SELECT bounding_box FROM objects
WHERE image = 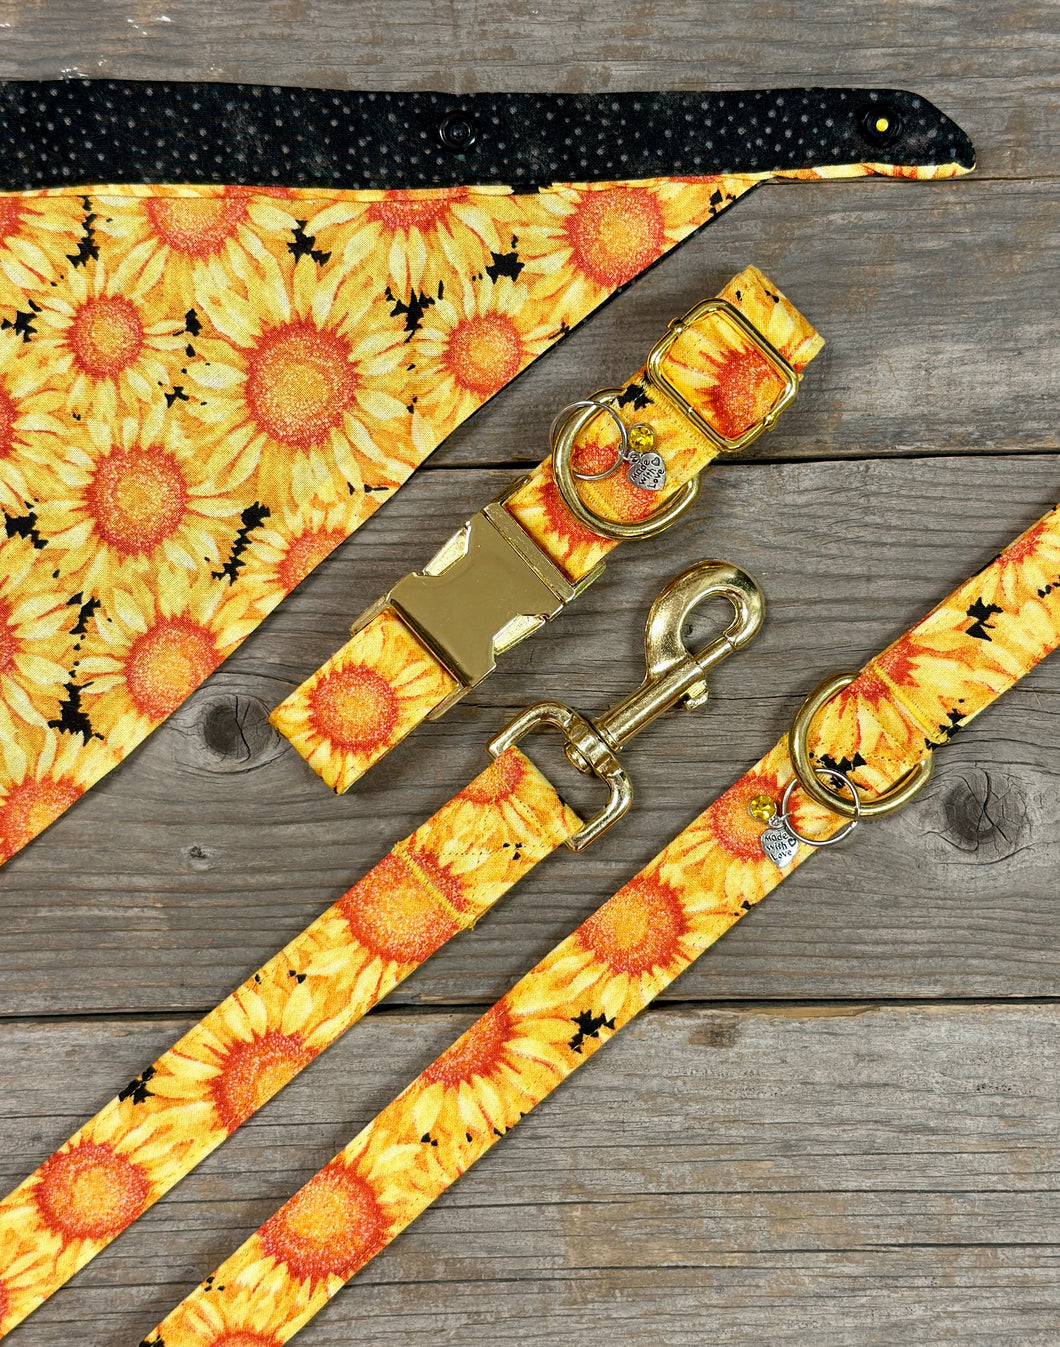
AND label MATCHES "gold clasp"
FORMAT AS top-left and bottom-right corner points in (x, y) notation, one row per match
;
(488, 560), (765, 850)
(351, 478), (604, 720)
